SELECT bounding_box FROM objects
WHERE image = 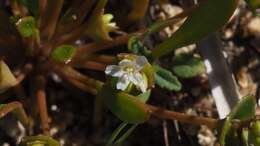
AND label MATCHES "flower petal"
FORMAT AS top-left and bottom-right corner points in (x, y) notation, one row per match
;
(119, 59), (134, 67)
(139, 75), (148, 93)
(116, 74), (130, 91)
(105, 65), (124, 77)
(129, 72), (147, 93)
(135, 56), (148, 71)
